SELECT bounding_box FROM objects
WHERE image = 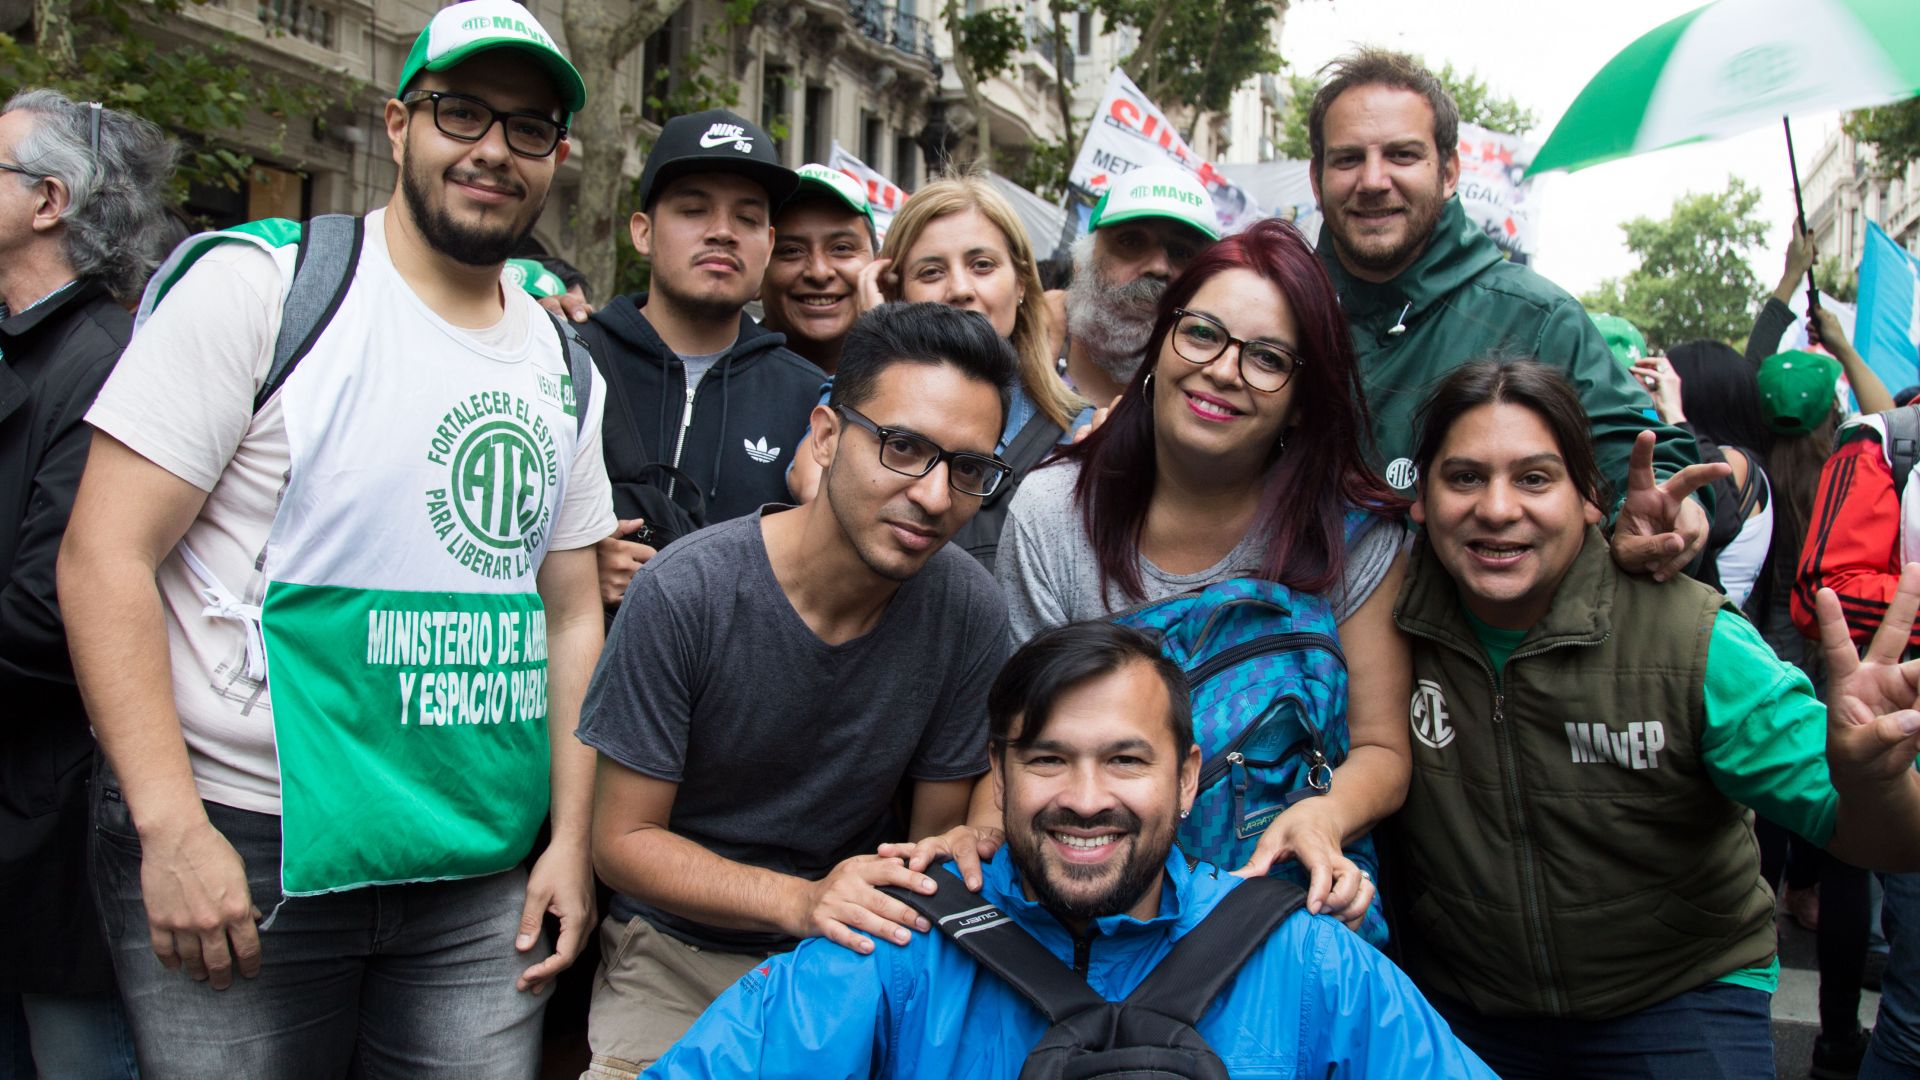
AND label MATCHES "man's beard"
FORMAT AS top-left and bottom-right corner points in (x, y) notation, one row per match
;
(1007, 805), (1174, 924)
(401, 144), (537, 267)
(650, 260), (753, 325)
(1328, 182), (1447, 277)
(1065, 248), (1164, 383)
